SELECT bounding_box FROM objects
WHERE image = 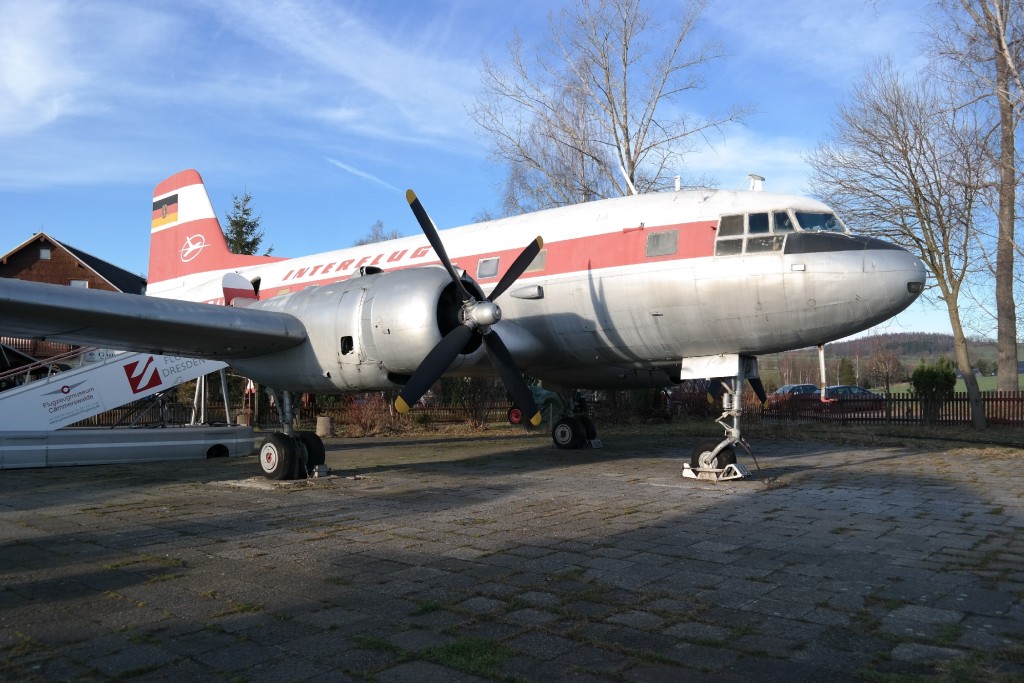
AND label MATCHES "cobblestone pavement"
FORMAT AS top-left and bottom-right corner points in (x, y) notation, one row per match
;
(1, 432), (1022, 682)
